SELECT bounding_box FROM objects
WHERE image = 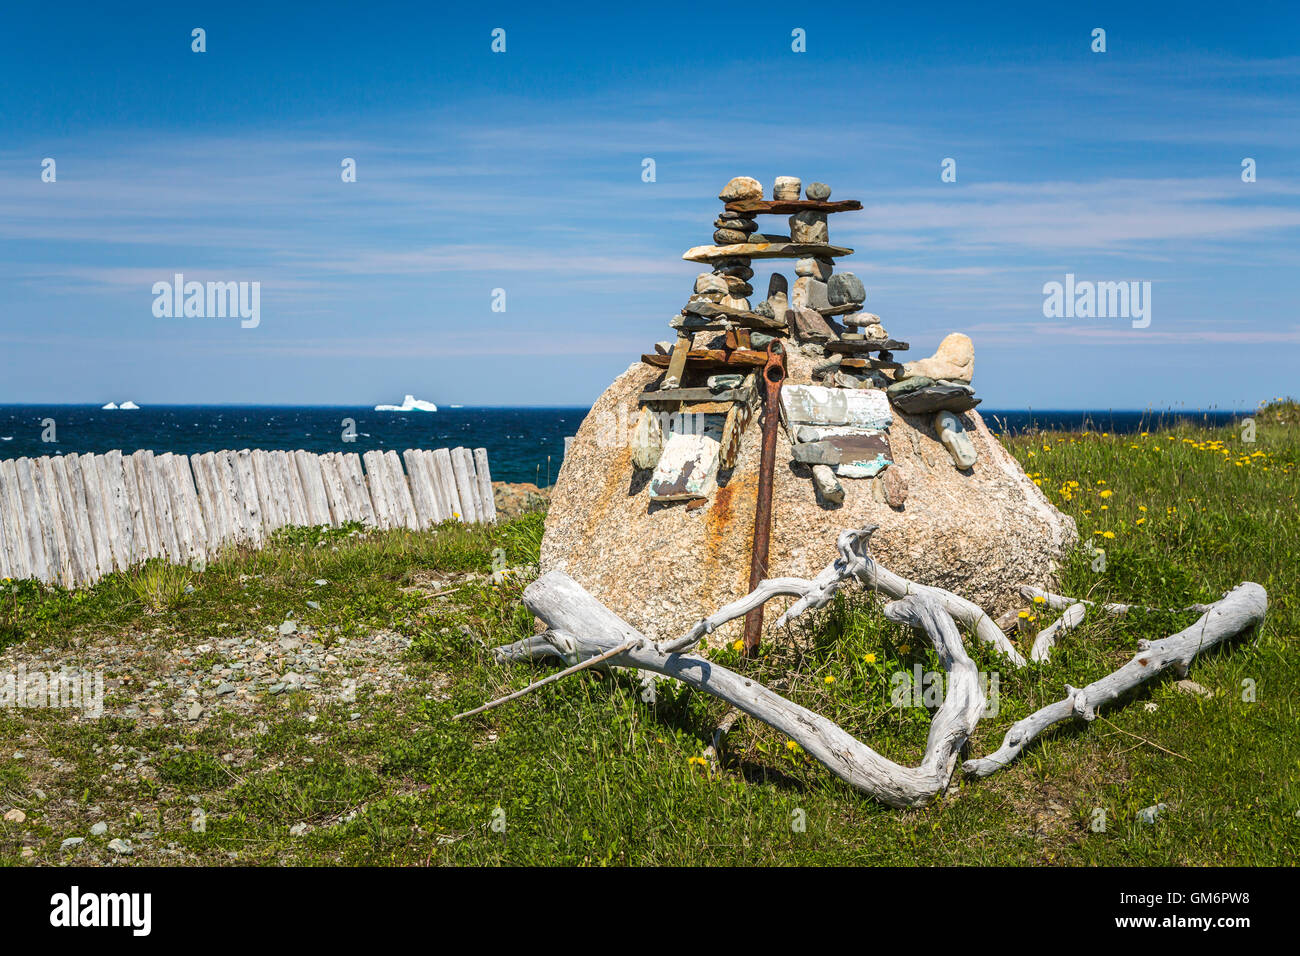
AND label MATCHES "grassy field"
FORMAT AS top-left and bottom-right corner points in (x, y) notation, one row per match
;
(1, 402), (1296, 866)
